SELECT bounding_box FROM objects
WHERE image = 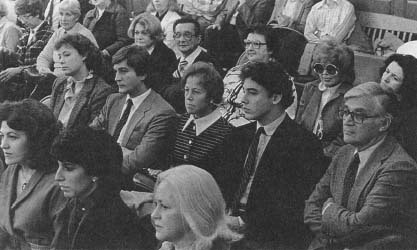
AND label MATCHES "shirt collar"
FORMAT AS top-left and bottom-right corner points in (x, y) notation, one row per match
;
(127, 89), (151, 110)
(30, 21), (44, 34)
(356, 135), (387, 164)
(256, 112), (286, 136)
(318, 81), (342, 93)
(317, 0), (339, 9)
(147, 44), (155, 55)
(182, 108), (222, 136)
(65, 73), (93, 94)
(179, 46), (203, 65)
